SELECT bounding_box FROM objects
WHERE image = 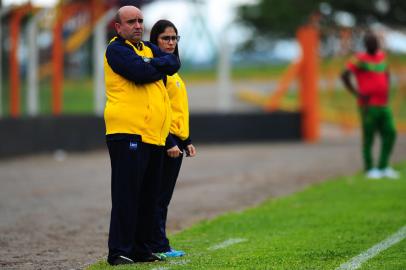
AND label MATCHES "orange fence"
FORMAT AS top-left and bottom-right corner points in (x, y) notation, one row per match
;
(9, 4), (34, 117)
(238, 25), (321, 142)
(4, 0), (108, 116)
